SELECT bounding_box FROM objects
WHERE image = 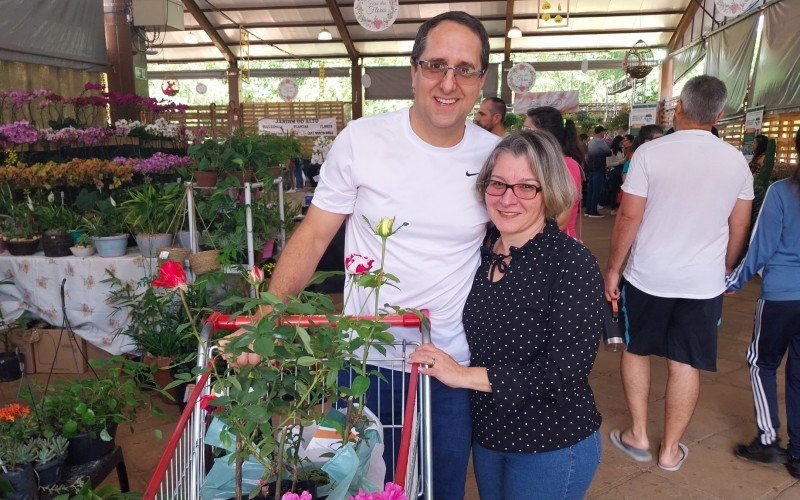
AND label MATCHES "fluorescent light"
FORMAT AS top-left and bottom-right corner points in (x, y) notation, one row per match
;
(507, 26), (522, 38)
(184, 31), (198, 44)
(318, 28), (333, 41)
